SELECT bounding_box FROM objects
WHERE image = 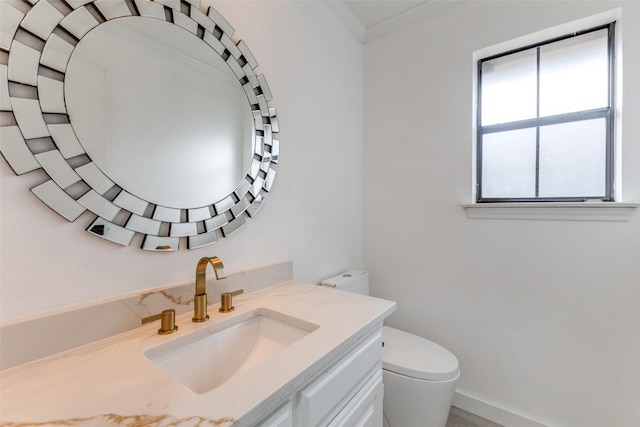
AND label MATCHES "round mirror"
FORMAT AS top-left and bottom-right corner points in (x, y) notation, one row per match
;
(66, 17), (255, 209)
(1, 2), (279, 251)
